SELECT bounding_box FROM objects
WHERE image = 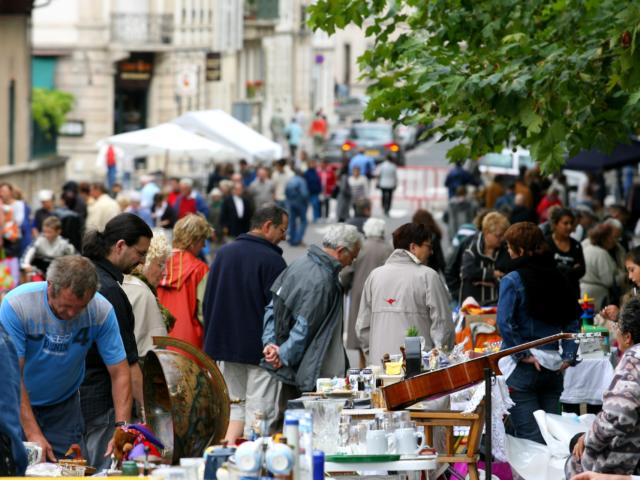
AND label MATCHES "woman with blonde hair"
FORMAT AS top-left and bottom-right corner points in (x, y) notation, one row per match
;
(122, 232), (175, 356)
(158, 214), (213, 347)
(459, 211), (511, 305)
